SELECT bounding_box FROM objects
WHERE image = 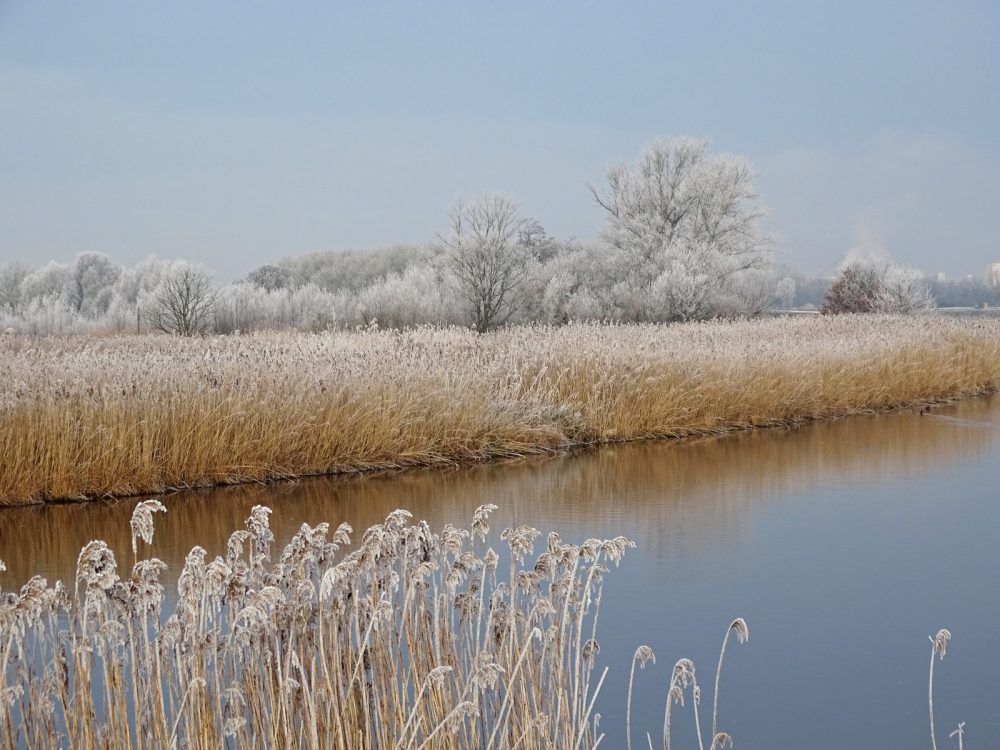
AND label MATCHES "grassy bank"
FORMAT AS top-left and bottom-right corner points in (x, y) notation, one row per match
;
(3, 315), (1000, 506)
